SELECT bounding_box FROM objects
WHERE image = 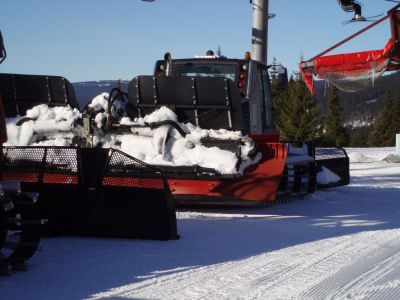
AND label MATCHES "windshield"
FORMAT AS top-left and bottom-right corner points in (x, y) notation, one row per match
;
(172, 63), (237, 82)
